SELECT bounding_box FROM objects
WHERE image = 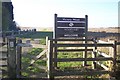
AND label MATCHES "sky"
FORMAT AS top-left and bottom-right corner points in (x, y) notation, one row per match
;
(11, 0), (119, 28)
